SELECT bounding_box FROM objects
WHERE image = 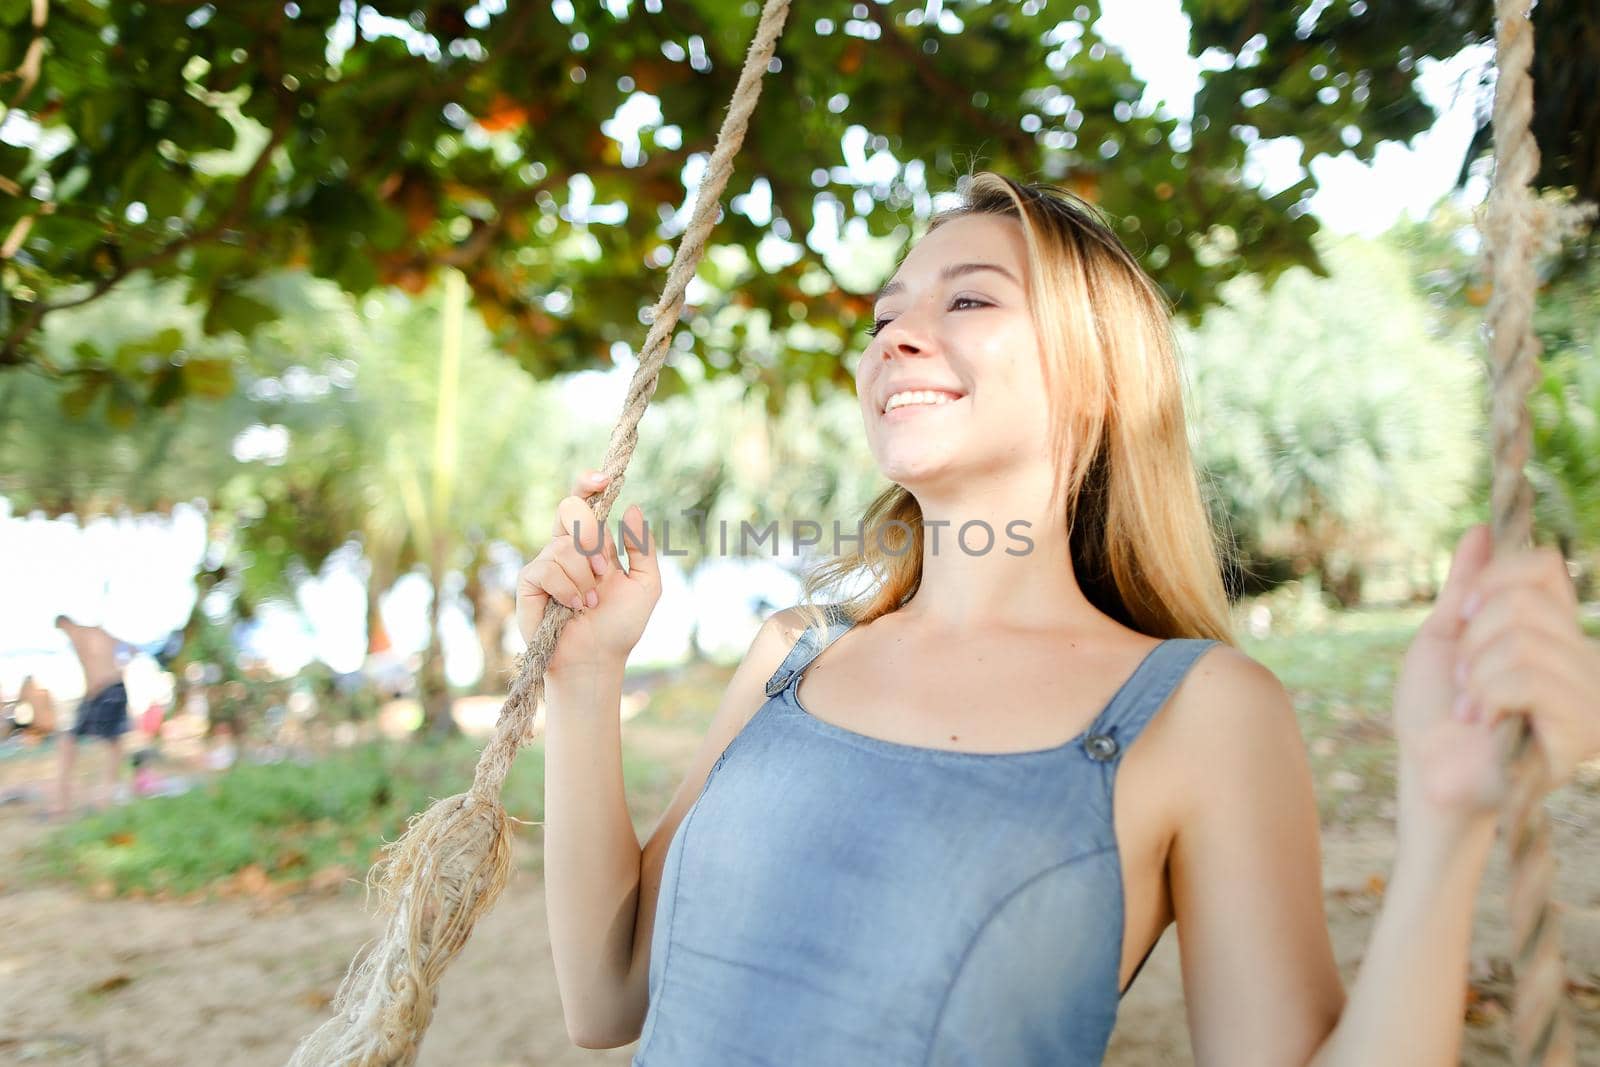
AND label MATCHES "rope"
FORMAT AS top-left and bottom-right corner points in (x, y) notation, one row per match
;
(1480, 1), (1575, 1063)
(284, 1), (793, 1062)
